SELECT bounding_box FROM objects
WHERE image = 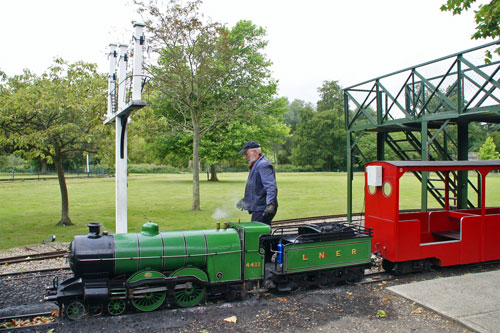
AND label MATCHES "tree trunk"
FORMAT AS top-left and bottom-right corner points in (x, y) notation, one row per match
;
(192, 122), (201, 211)
(54, 152), (73, 226)
(41, 158), (47, 174)
(209, 164), (219, 181)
